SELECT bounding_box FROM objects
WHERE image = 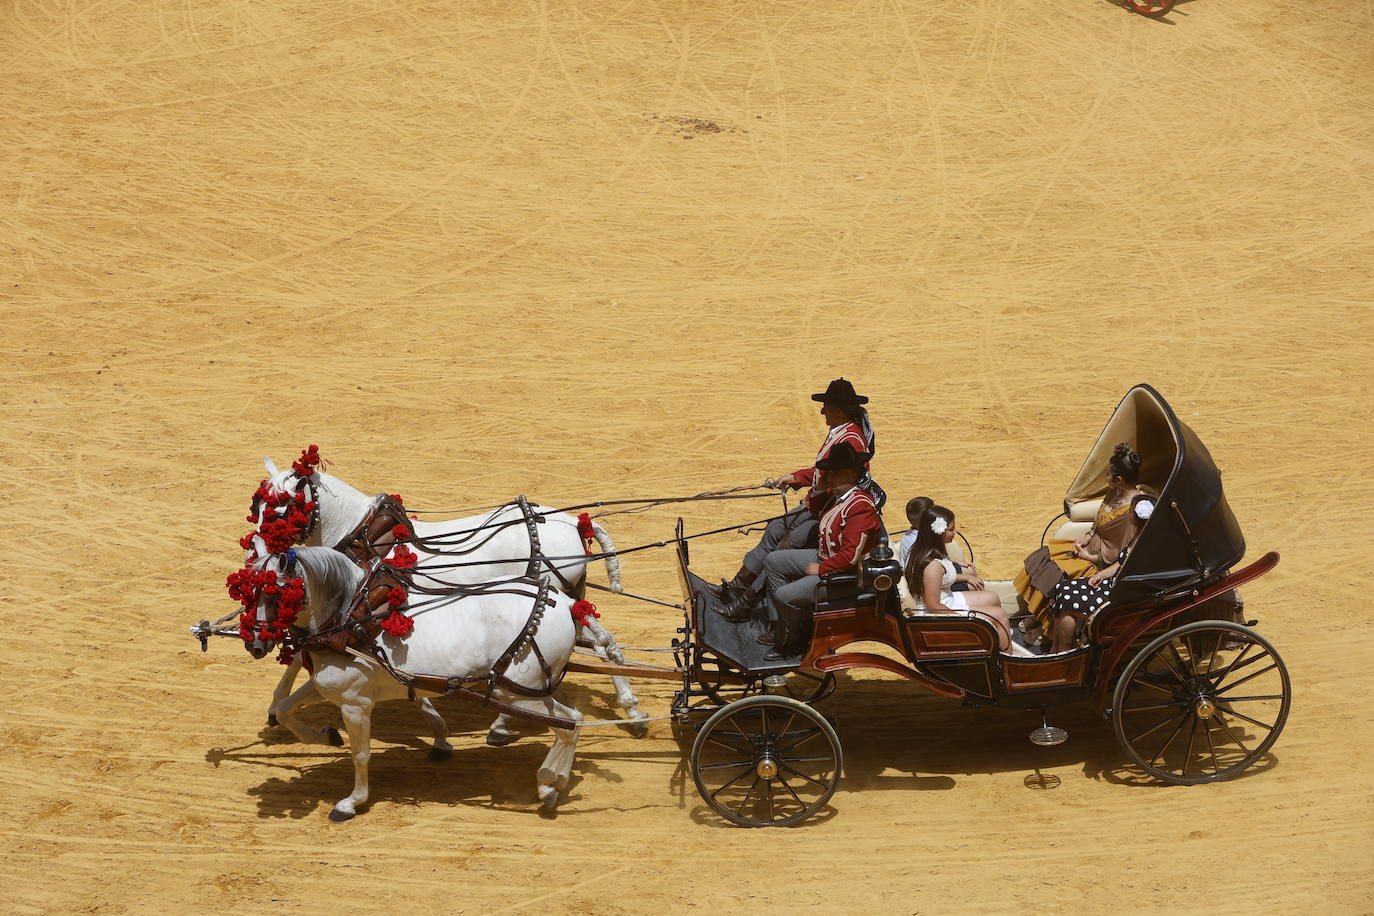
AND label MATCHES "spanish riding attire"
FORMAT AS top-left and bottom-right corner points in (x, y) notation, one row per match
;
(716, 379), (883, 623)
(762, 442), (881, 657)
